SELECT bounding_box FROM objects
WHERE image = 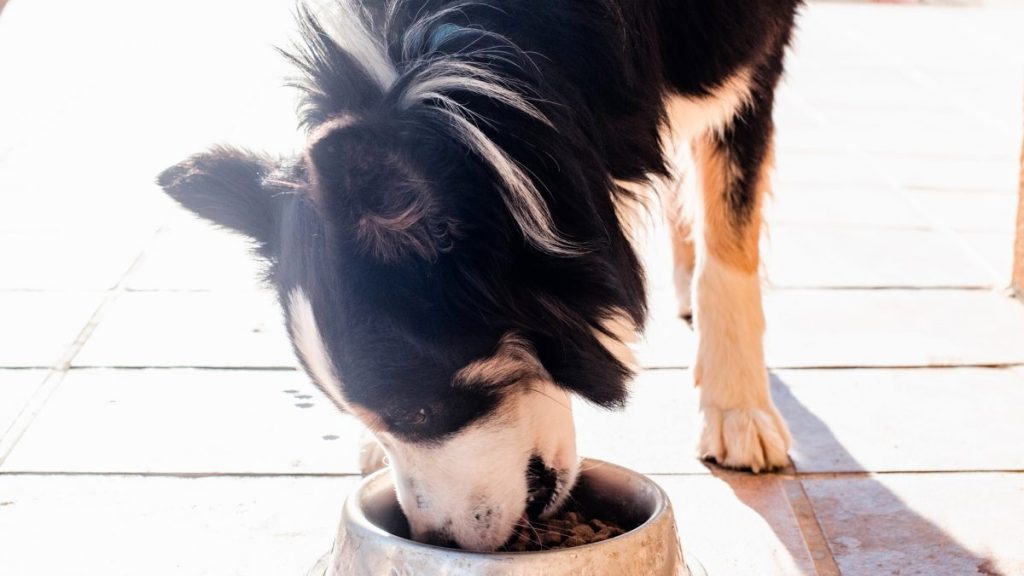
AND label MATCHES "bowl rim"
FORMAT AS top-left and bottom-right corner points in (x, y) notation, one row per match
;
(343, 457), (674, 558)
